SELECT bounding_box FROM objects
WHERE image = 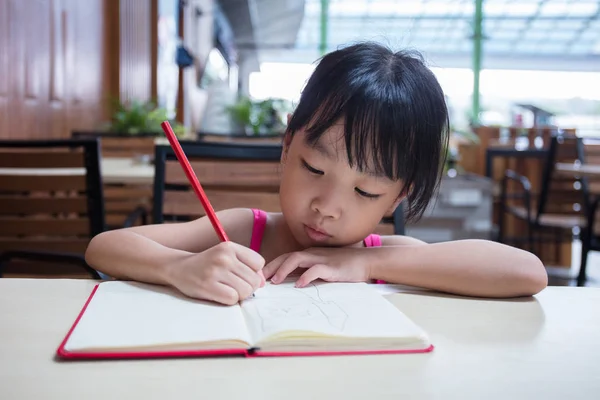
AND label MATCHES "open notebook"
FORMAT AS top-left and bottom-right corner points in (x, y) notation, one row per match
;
(57, 280), (433, 359)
